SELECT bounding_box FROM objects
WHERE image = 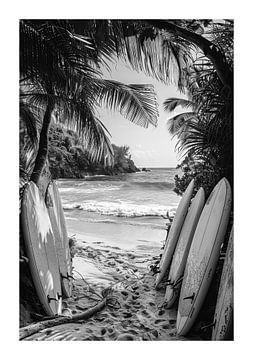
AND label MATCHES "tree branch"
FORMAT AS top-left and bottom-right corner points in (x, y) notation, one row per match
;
(146, 20), (233, 90)
(19, 298), (107, 340)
